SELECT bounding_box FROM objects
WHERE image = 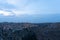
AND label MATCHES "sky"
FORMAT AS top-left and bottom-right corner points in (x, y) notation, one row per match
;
(0, 0), (60, 23)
